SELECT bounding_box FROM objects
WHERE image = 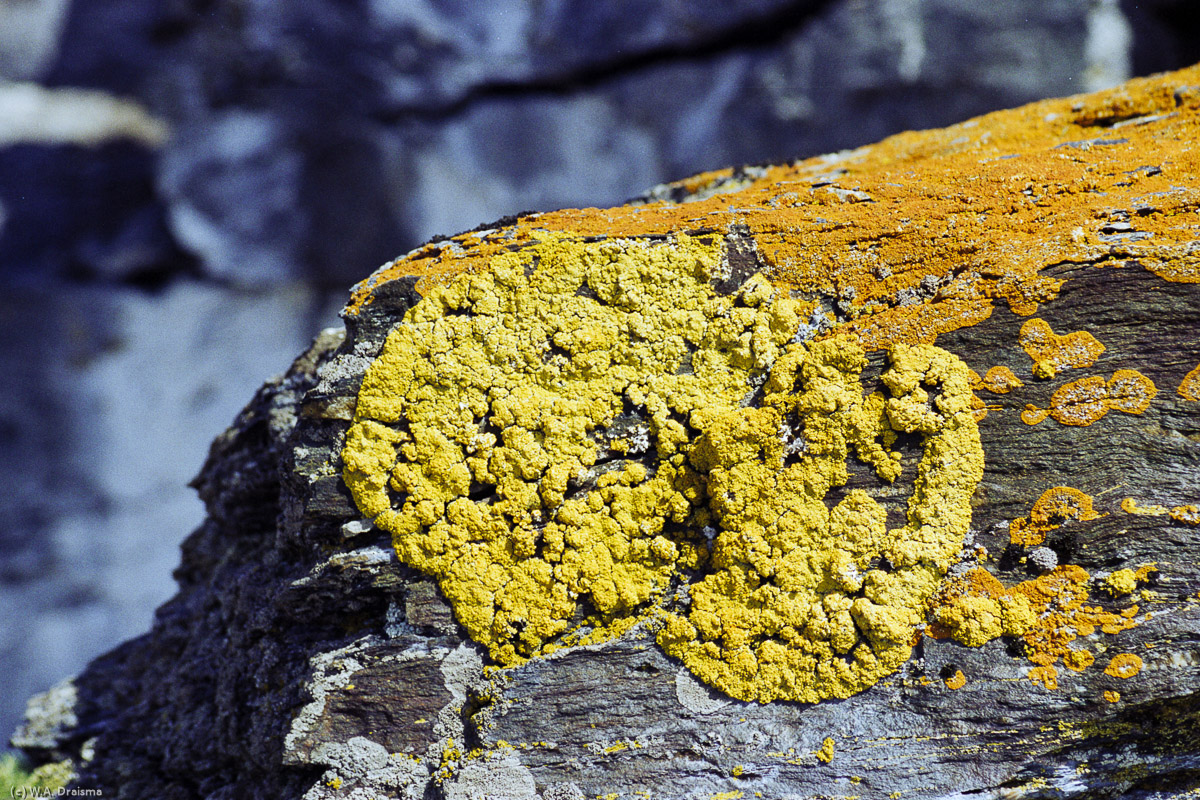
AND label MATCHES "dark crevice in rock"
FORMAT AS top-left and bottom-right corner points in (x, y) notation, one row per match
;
(714, 227), (762, 295)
